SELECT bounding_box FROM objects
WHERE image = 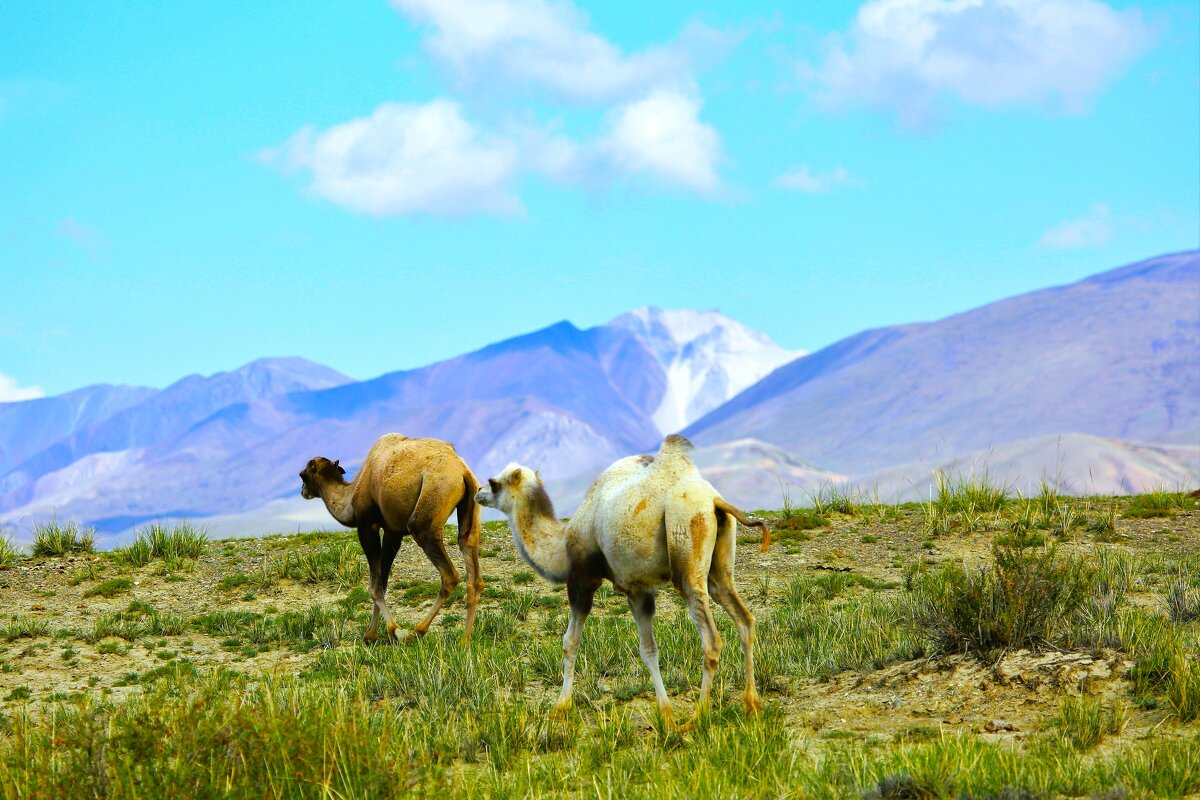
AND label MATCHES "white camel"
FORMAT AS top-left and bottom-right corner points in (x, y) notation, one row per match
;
(475, 434), (770, 726)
